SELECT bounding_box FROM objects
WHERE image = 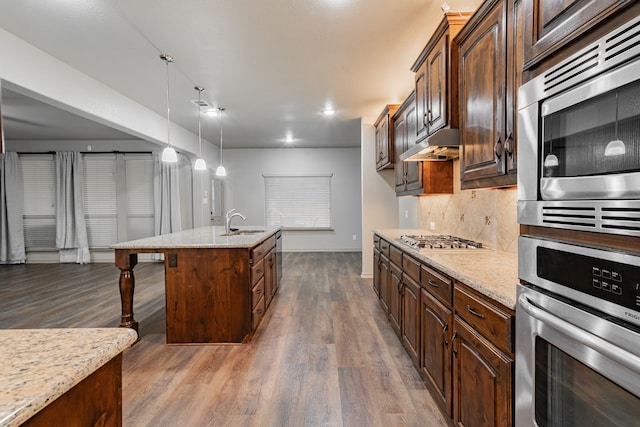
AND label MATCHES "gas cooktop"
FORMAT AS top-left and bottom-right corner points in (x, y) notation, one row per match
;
(398, 234), (483, 250)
